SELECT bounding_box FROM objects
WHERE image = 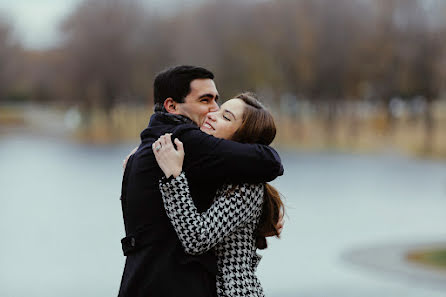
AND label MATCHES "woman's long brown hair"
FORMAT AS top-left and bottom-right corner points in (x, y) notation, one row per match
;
(231, 92), (284, 250)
